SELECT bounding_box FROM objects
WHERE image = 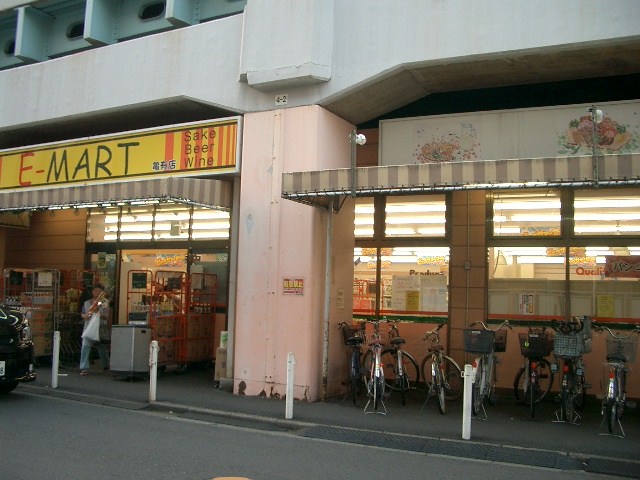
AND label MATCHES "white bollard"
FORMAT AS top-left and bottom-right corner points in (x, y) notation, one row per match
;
(149, 340), (159, 402)
(462, 364), (473, 440)
(51, 331), (60, 389)
(285, 352), (296, 419)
